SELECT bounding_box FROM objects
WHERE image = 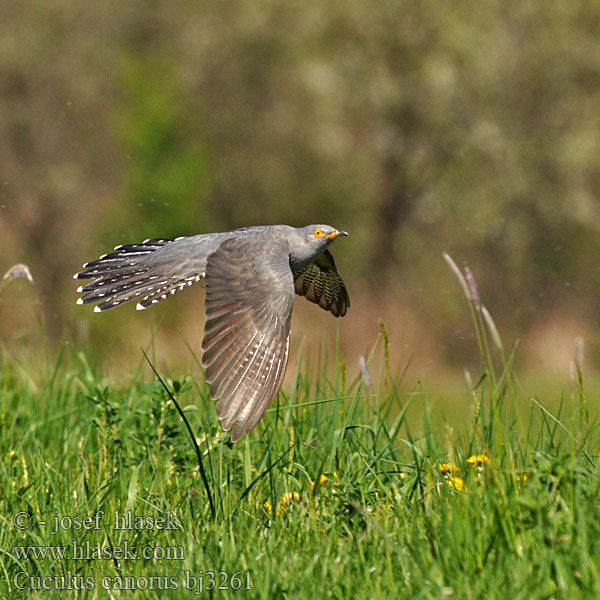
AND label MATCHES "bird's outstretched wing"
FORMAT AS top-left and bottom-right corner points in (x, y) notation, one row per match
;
(201, 237), (295, 442)
(293, 250), (349, 317)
